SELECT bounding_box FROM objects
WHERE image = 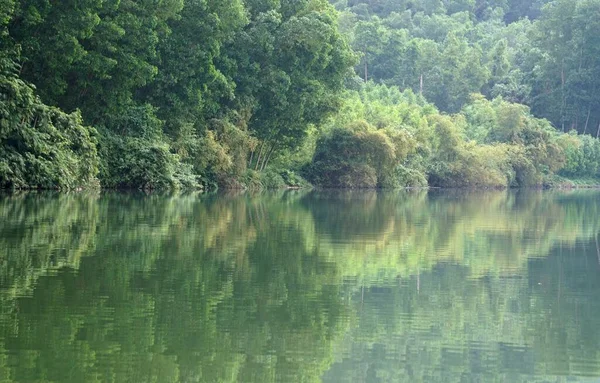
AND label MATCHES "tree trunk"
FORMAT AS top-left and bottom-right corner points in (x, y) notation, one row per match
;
(419, 74), (423, 95)
(248, 149), (254, 168)
(596, 120), (600, 139)
(254, 143), (265, 171)
(596, 233), (600, 265)
(259, 145), (271, 171)
(258, 145), (268, 172)
(364, 51), (368, 82)
(259, 149), (267, 172)
(261, 144), (275, 172)
(261, 145), (276, 171)
(561, 60), (565, 132)
(584, 107), (591, 134)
